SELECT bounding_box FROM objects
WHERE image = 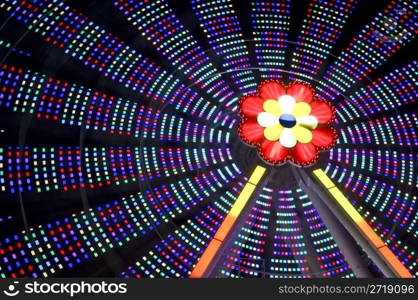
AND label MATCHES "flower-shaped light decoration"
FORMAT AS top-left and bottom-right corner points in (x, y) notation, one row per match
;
(238, 81), (337, 166)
